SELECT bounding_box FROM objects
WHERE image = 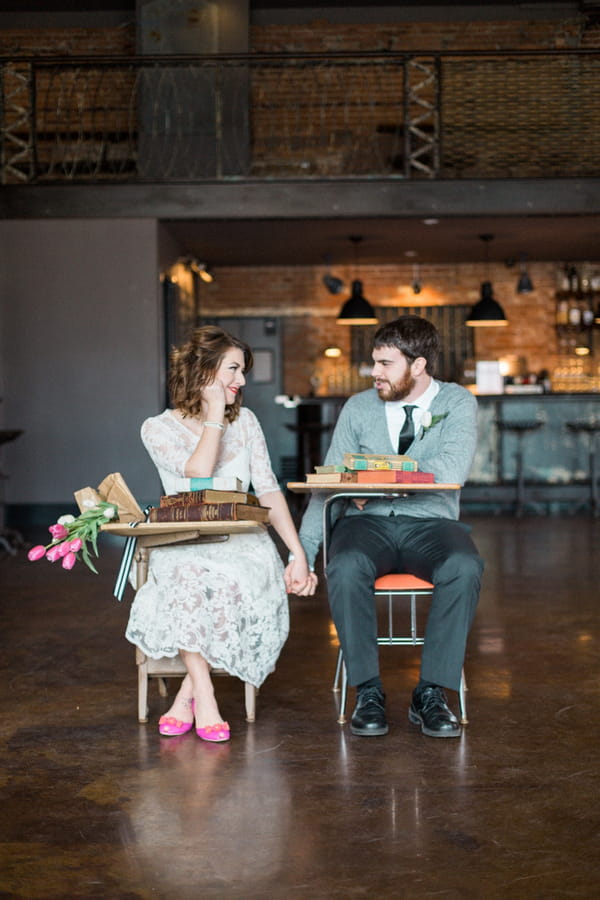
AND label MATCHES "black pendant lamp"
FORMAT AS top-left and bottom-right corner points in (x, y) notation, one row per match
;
(336, 236), (379, 325)
(466, 234), (508, 327)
